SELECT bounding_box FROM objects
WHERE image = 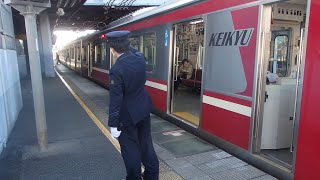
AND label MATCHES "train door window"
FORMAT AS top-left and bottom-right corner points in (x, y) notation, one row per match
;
(67, 48), (71, 65)
(269, 34), (290, 77)
(88, 44), (93, 77)
(74, 47), (77, 68)
(170, 19), (204, 126)
(143, 33), (156, 73)
(77, 46), (81, 68)
(94, 41), (107, 66)
(110, 48), (116, 67)
(82, 45), (87, 65)
(255, 0), (307, 168)
(63, 50), (67, 63)
(77, 46), (81, 61)
(67, 49), (69, 57)
(70, 48), (75, 59)
(71, 47), (75, 67)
